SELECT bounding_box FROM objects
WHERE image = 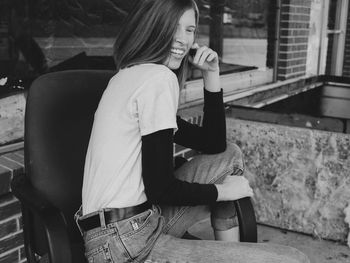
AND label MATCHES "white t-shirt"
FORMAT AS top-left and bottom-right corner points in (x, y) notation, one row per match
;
(82, 64), (179, 215)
